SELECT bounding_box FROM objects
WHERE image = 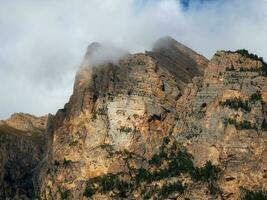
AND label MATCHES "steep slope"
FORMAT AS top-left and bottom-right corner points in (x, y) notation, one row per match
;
(147, 36), (208, 89)
(0, 113), (47, 199)
(36, 39), (267, 200)
(37, 37), (208, 199)
(174, 50), (267, 199)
